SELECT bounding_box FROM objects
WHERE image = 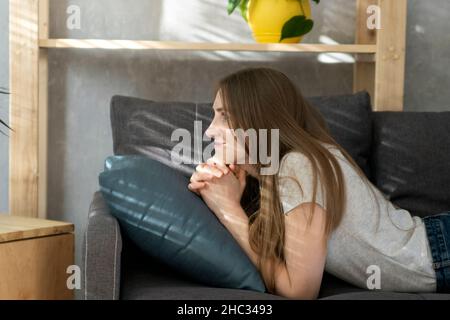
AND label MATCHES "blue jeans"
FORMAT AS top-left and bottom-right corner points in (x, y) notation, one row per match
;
(423, 211), (450, 293)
